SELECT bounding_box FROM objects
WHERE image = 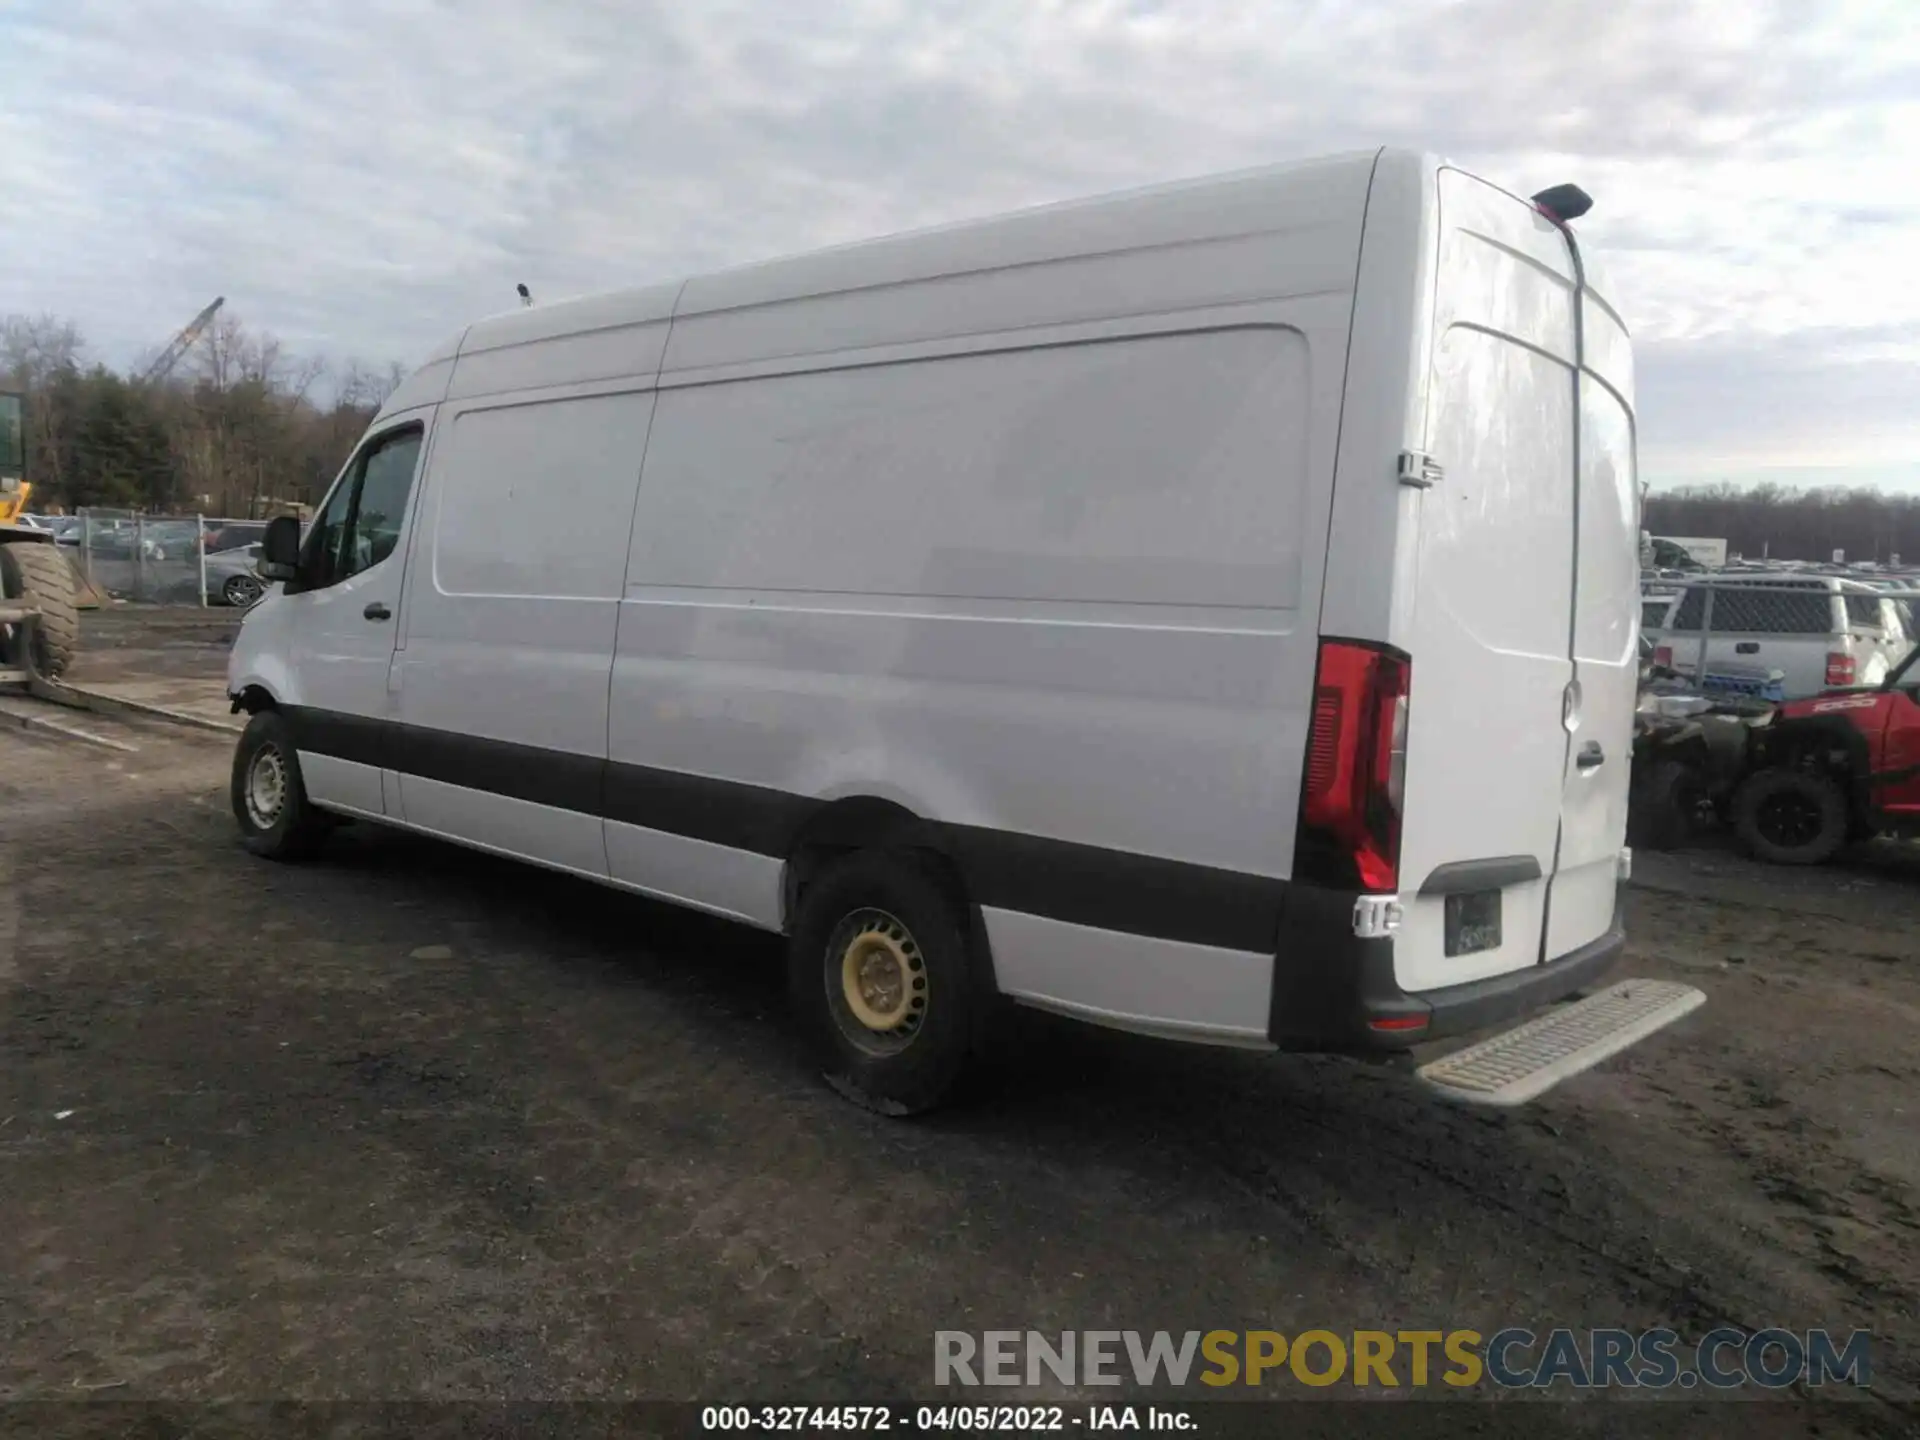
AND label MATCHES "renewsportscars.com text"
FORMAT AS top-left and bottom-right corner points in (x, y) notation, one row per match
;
(934, 1328), (1871, 1391)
